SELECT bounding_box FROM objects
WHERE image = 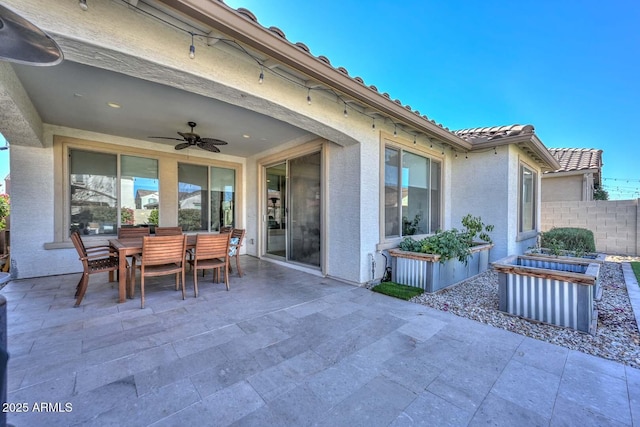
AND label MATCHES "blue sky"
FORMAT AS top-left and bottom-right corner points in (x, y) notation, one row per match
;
(223, 0), (640, 199)
(1, 1), (638, 198)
